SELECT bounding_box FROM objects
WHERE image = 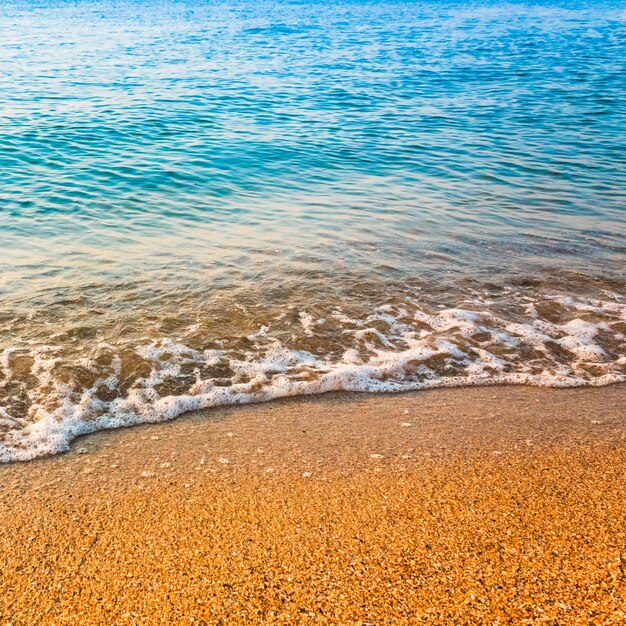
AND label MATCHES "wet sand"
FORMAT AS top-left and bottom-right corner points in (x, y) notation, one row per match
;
(1, 385), (626, 624)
